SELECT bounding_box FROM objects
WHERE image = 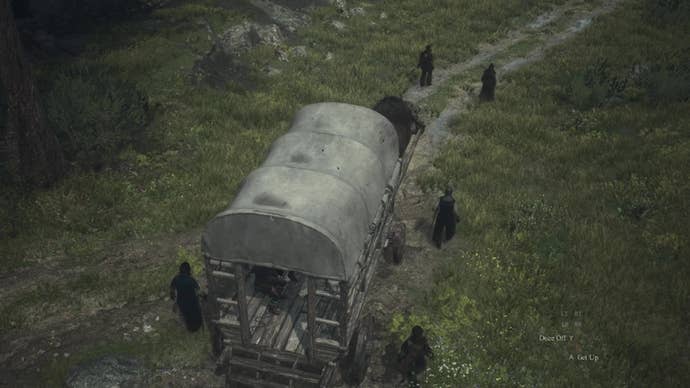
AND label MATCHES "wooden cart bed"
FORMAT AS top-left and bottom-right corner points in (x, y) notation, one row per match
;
(216, 276), (341, 356)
